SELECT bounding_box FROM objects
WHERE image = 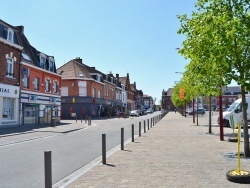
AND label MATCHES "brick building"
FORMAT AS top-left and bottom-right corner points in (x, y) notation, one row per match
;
(0, 20), (23, 127)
